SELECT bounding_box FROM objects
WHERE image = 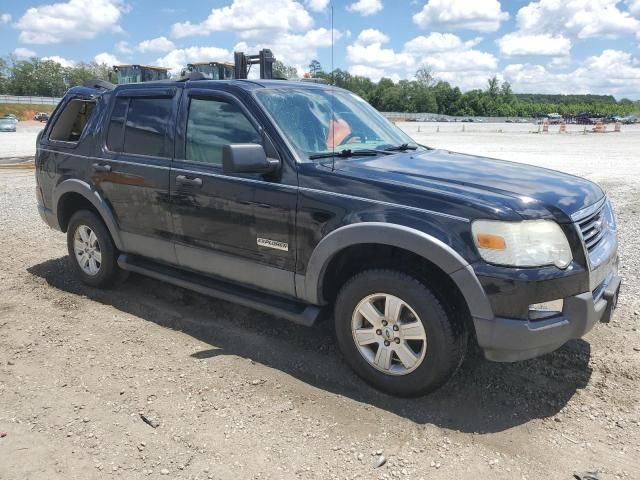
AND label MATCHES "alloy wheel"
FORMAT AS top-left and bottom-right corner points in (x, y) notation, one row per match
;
(351, 293), (427, 375)
(73, 225), (102, 276)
